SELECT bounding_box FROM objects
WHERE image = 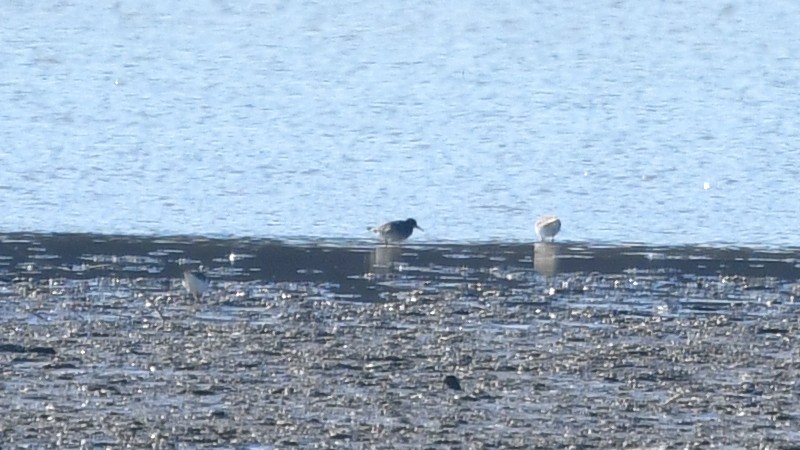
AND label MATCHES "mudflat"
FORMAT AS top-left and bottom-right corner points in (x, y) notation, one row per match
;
(1, 234), (799, 448)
